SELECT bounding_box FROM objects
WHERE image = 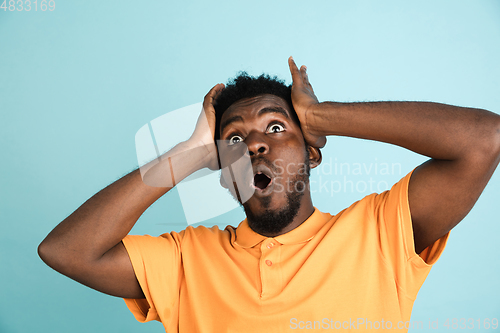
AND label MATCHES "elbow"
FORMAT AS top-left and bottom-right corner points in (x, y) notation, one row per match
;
(488, 114), (500, 163)
(38, 238), (57, 269)
(38, 235), (94, 278)
(471, 112), (500, 163)
(38, 237), (71, 274)
(494, 116), (500, 158)
(38, 239), (47, 262)
(482, 114), (500, 170)
(461, 112), (500, 175)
